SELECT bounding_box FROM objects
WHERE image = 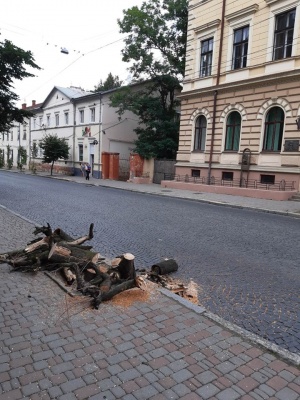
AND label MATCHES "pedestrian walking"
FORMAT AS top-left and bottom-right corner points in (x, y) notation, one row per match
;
(80, 163), (85, 177)
(85, 163), (91, 180)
